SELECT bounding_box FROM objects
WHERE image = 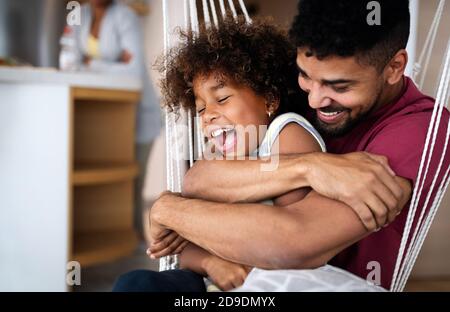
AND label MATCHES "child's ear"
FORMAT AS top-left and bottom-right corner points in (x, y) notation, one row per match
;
(266, 98), (280, 115)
